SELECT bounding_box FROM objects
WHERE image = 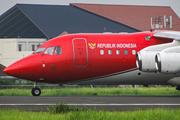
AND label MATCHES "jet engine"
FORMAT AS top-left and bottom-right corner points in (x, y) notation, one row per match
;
(136, 51), (157, 72)
(155, 46), (180, 74)
(136, 40), (180, 72)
